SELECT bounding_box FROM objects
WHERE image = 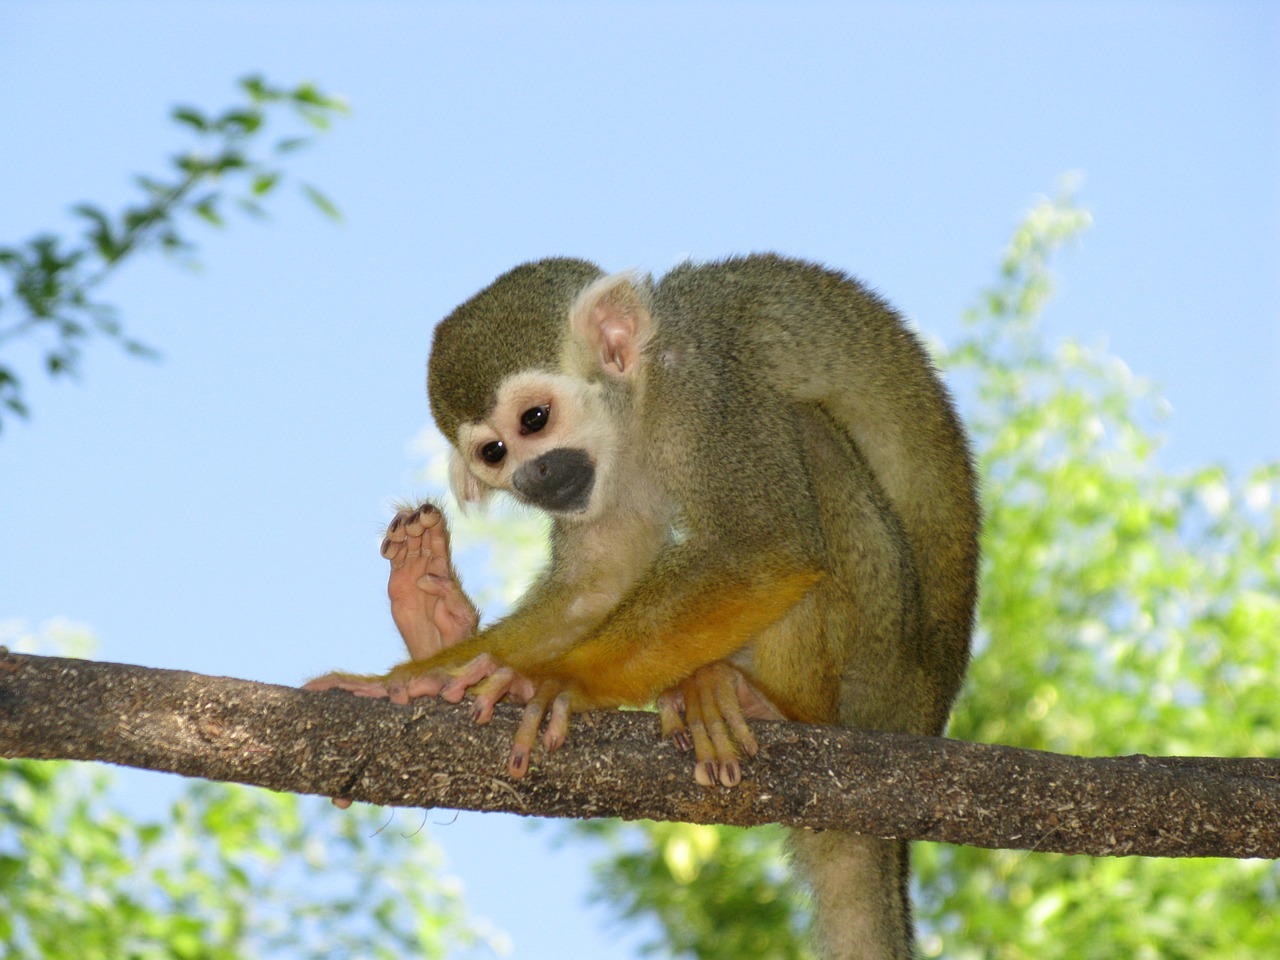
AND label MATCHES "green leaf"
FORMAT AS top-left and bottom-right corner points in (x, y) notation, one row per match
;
(132, 174), (171, 199)
(174, 151), (209, 175)
(234, 197), (268, 220)
(192, 195), (224, 227)
(274, 136), (312, 154)
(171, 106), (209, 131)
(300, 183), (341, 221)
(250, 171), (280, 196)
(215, 108), (263, 135)
(71, 204), (121, 261)
(238, 73), (271, 102)
(210, 149), (248, 174)
(122, 338), (160, 359)
(291, 82), (346, 113)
